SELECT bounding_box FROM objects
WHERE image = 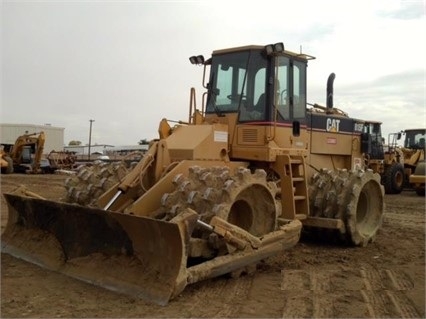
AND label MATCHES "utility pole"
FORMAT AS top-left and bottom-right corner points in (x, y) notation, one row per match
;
(88, 119), (95, 160)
